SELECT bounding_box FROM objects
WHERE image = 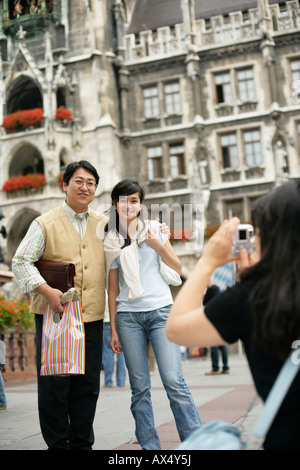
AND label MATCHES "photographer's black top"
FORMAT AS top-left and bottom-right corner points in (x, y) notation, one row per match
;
(204, 282), (300, 450)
